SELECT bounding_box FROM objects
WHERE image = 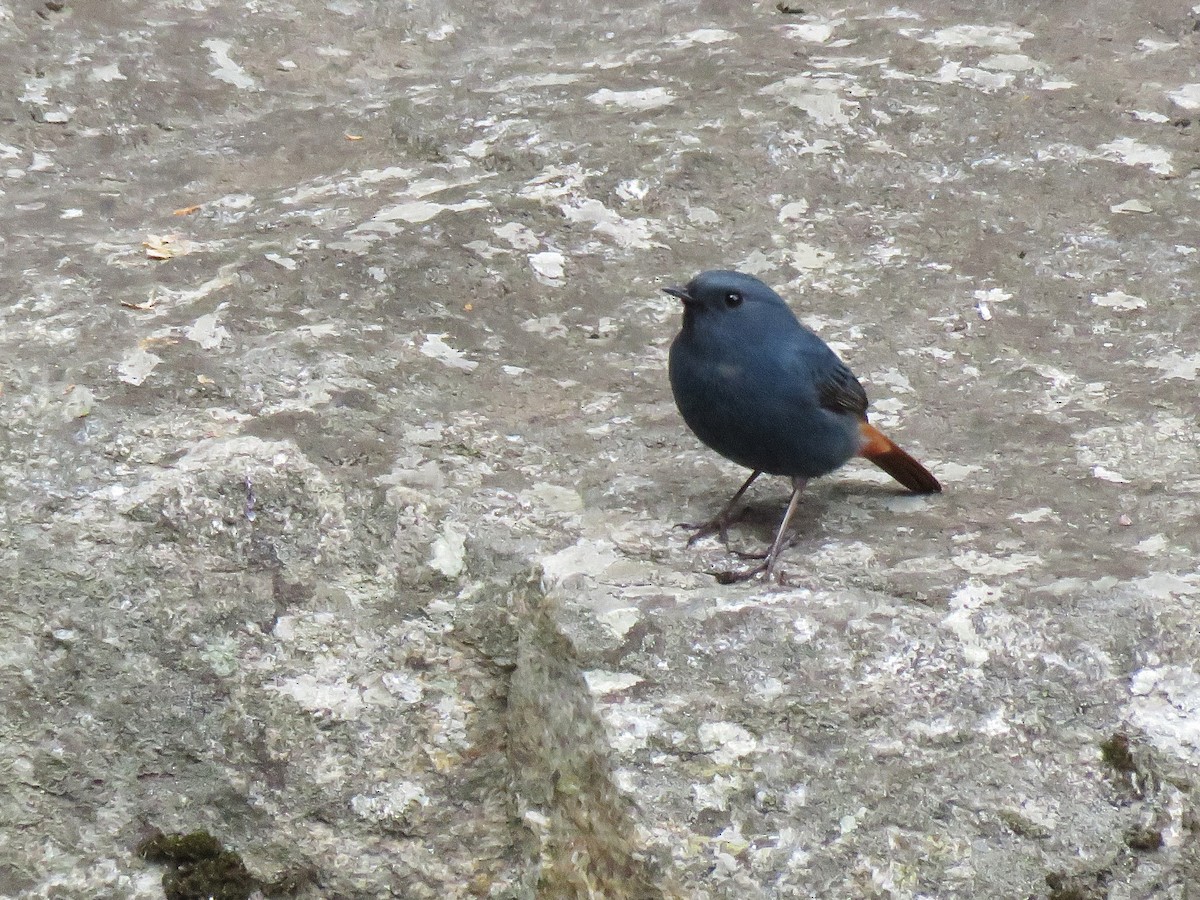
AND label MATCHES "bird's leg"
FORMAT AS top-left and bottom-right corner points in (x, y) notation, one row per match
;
(716, 477), (807, 583)
(761, 477), (807, 581)
(676, 470), (760, 547)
